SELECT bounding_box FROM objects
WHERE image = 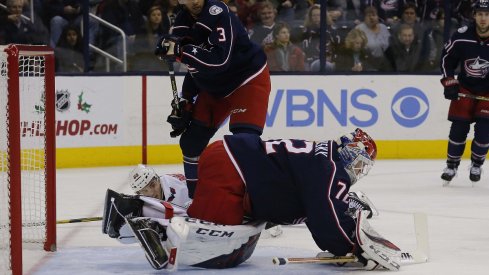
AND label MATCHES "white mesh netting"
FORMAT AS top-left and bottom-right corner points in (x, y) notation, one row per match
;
(0, 48), (11, 274)
(0, 48), (49, 275)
